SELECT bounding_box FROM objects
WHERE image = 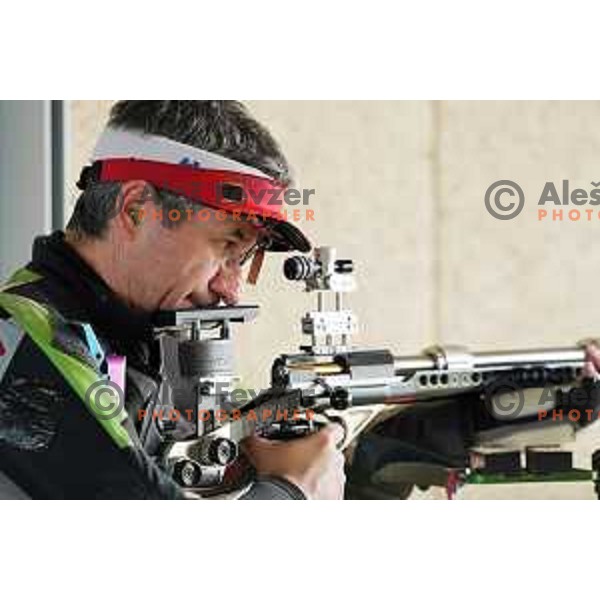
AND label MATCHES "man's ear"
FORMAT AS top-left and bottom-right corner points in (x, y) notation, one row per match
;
(115, 180), (156, 236)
